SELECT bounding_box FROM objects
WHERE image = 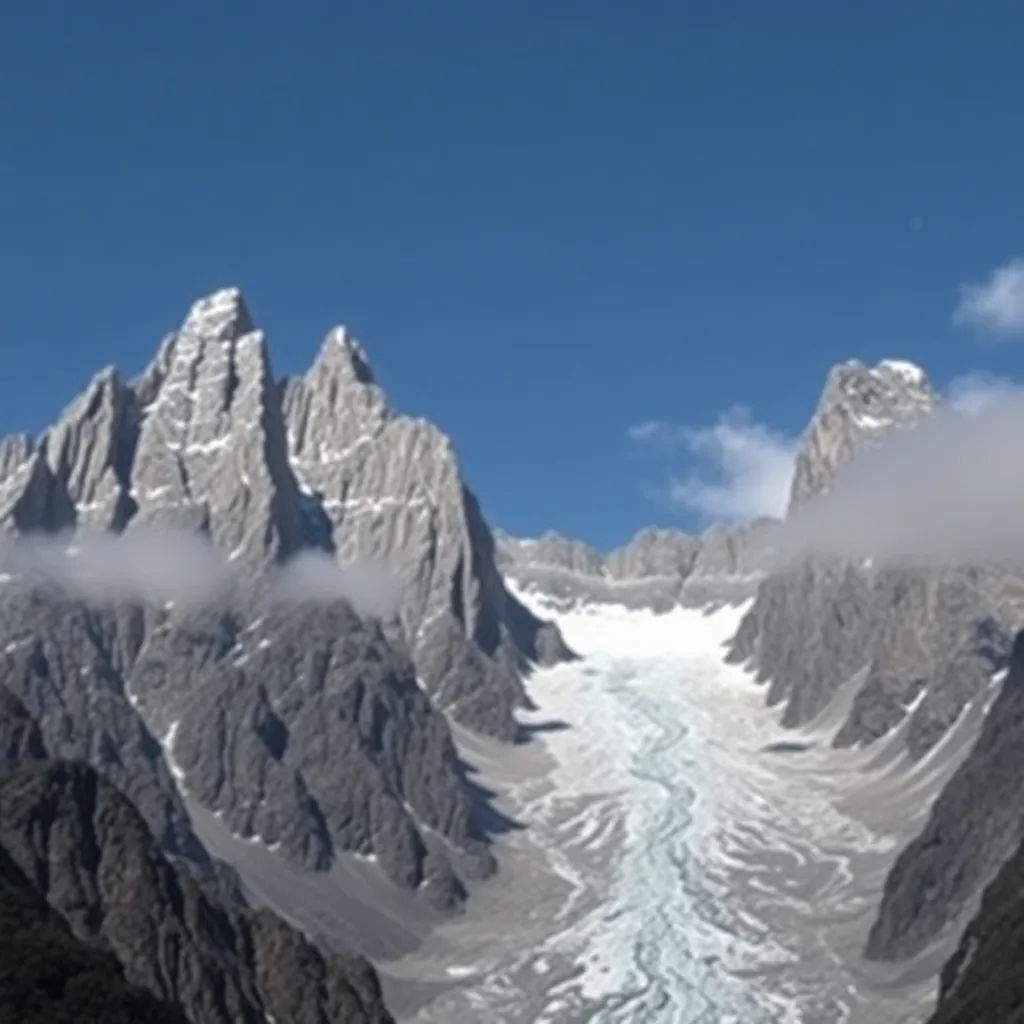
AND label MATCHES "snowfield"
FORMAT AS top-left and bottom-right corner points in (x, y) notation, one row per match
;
(384, 593), (977, 1023)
